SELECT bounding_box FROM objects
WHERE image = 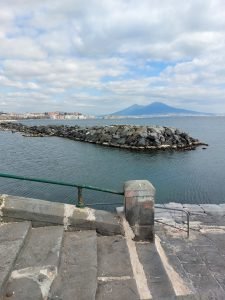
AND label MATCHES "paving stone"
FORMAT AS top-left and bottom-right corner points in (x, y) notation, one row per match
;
(155, 210), (172, 220)
(182, 204), (204, 214)
(4, 226), (64, 300)
(136, 242), (176, 299)
(164, 202), (184, 210)
(211, 273), (225, 291)
(176, 250), (204, 264)
(198, 289), (225, 299)
(199, 204), (224, 216)
(4, 277), (42, 300)
(219, 204), (225, 213)
(164, 253), (195, 293)
(49, 230), (97, 300)
(193, 246), (221, 264)
(0, 222), (31, 296)
(0, 221), (31, 243)
(96, 279), (139, 300)
(188, 274), (223, 296)
(15, 226), (63, 269)
(97, 236), (133, 277)
(181, 263), (223, 294)
(160, 296), (198, 300)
